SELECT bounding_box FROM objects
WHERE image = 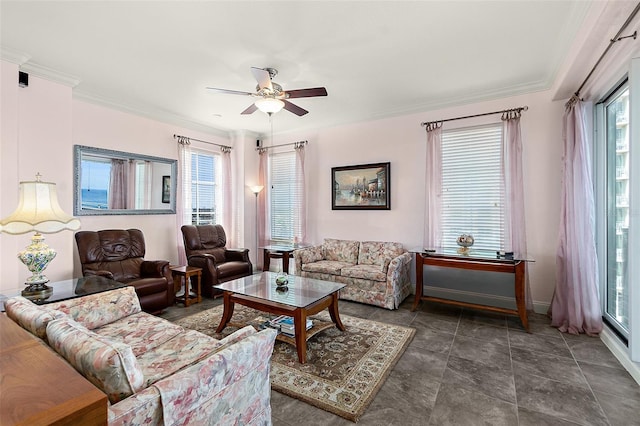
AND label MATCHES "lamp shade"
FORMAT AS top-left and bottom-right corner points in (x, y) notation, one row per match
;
(250, 185), (264, 194)
(255, 98), (284, 114)
(0, 179), (80, 235)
